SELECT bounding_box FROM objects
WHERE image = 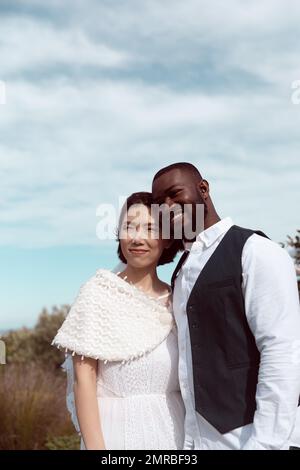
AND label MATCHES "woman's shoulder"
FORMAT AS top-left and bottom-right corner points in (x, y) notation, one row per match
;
(78, 268), (116, 291)
(159, 281), (171, 293)
(156, 280), (172, 299)
(85, 268), (111, 282)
